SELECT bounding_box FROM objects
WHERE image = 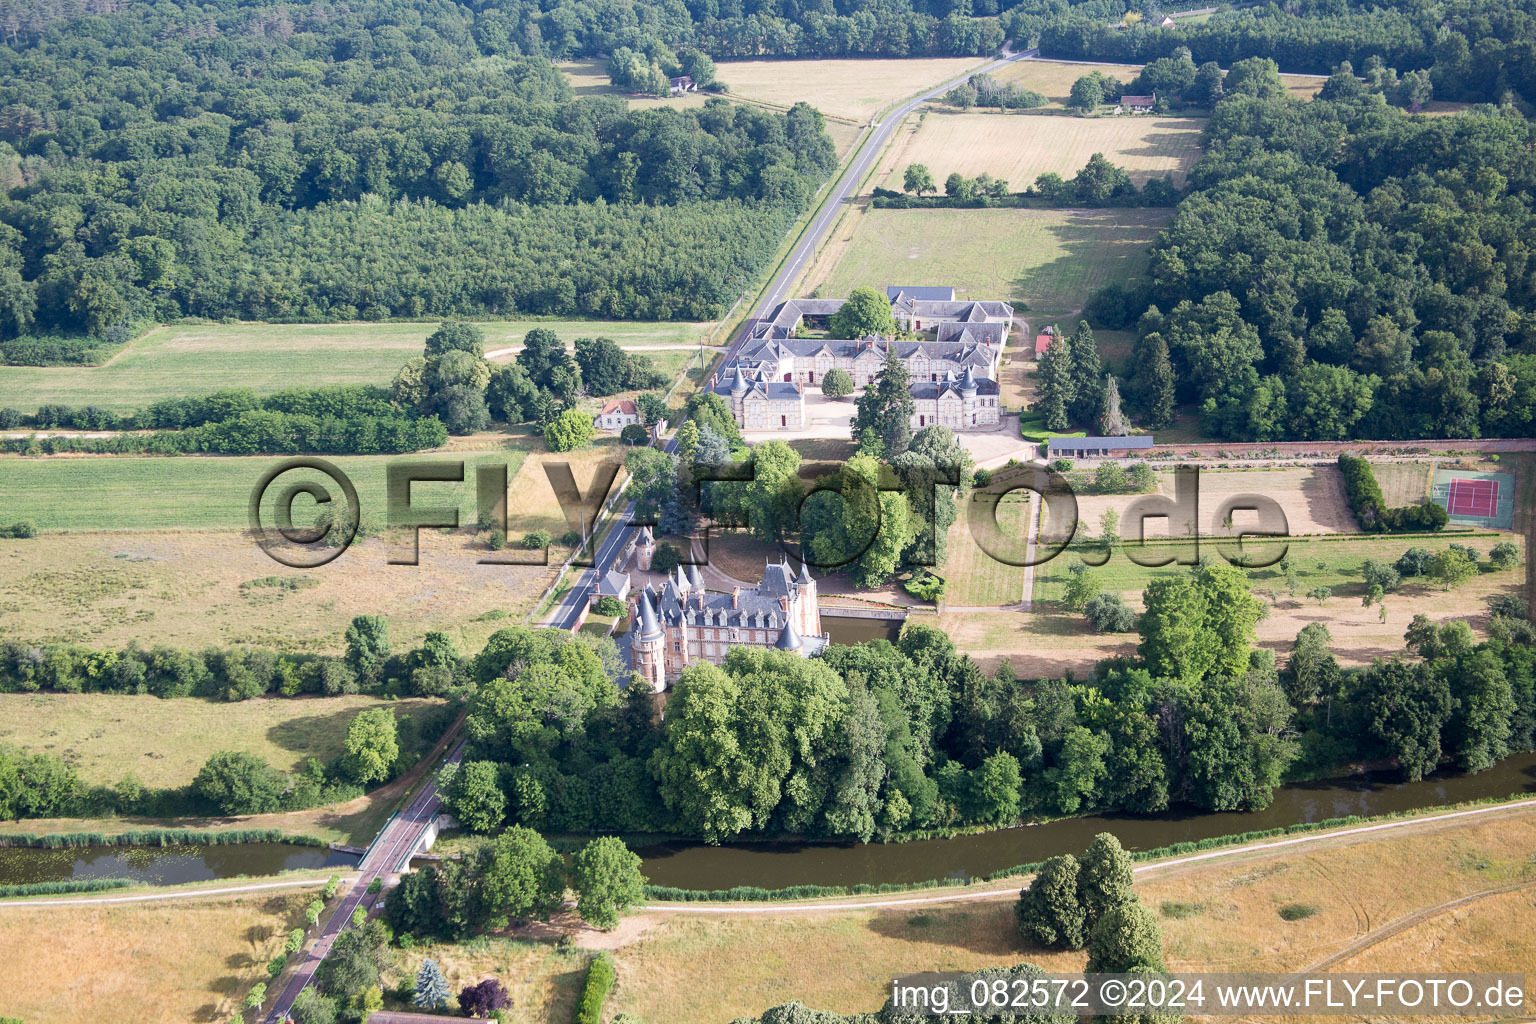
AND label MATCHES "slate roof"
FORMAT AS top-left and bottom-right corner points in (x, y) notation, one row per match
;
(712, 366), (804, 401)
(935, 321), (1009, 348)
(750, 295), (1011, 342)
(900, 299), (1013, 323)
(596, 569), (630, 597)
(736, 335), (998, 371)
(644, 558), (827, 655)
(910, 374), (1000, 400)
(887, 286), (957, 303)
(1045, 435), (1154, 451)
(1121, 94), (1156, 107)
